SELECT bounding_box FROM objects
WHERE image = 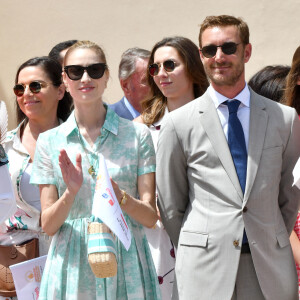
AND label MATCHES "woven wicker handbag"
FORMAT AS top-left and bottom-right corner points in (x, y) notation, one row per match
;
(87, 220), (117, 278)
